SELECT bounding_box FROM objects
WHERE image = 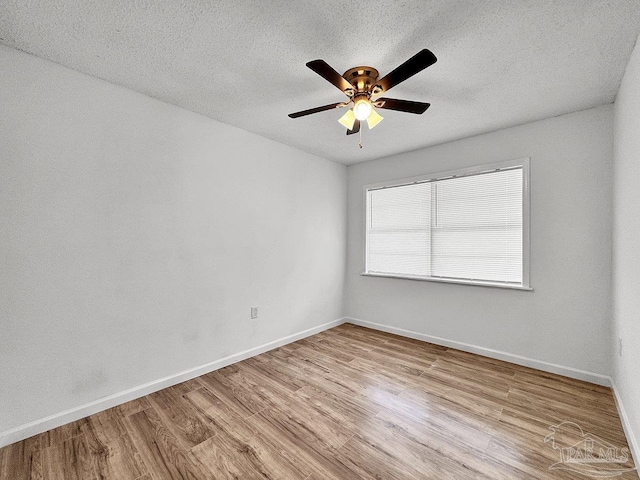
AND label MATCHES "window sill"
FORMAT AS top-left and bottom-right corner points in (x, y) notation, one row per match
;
(360, 272), (533, 291)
